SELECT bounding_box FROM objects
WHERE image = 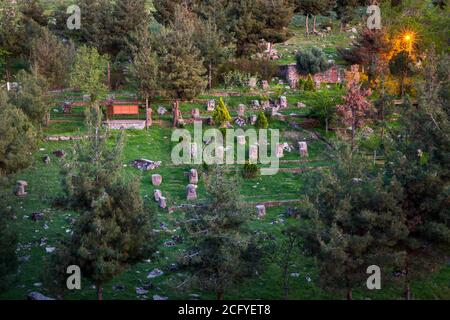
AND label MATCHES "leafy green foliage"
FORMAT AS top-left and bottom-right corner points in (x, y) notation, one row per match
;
(212, 98), (232, 126)
(296, 47), (330, 75)
(255, 111), (269, 129)
(242, 161), (259, 179)
(0, 90), (38, 175)
(180, 165), (260, 300)
(70, 46), (109, 103)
